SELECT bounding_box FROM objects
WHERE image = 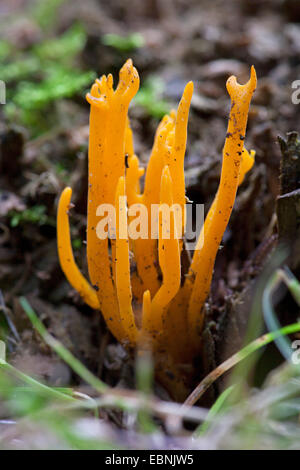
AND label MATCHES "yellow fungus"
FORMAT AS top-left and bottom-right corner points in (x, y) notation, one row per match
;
(187, 66), (257, 348)
(56, 59), (257, 399)
(114, 176), (138, 347)
(142, 165), (181, 338)
(57, 187), (100, 310)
